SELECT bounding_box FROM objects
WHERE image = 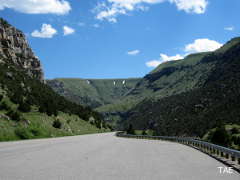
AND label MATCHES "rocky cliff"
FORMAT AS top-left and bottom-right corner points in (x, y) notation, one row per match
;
(0, 18), (44, 81)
